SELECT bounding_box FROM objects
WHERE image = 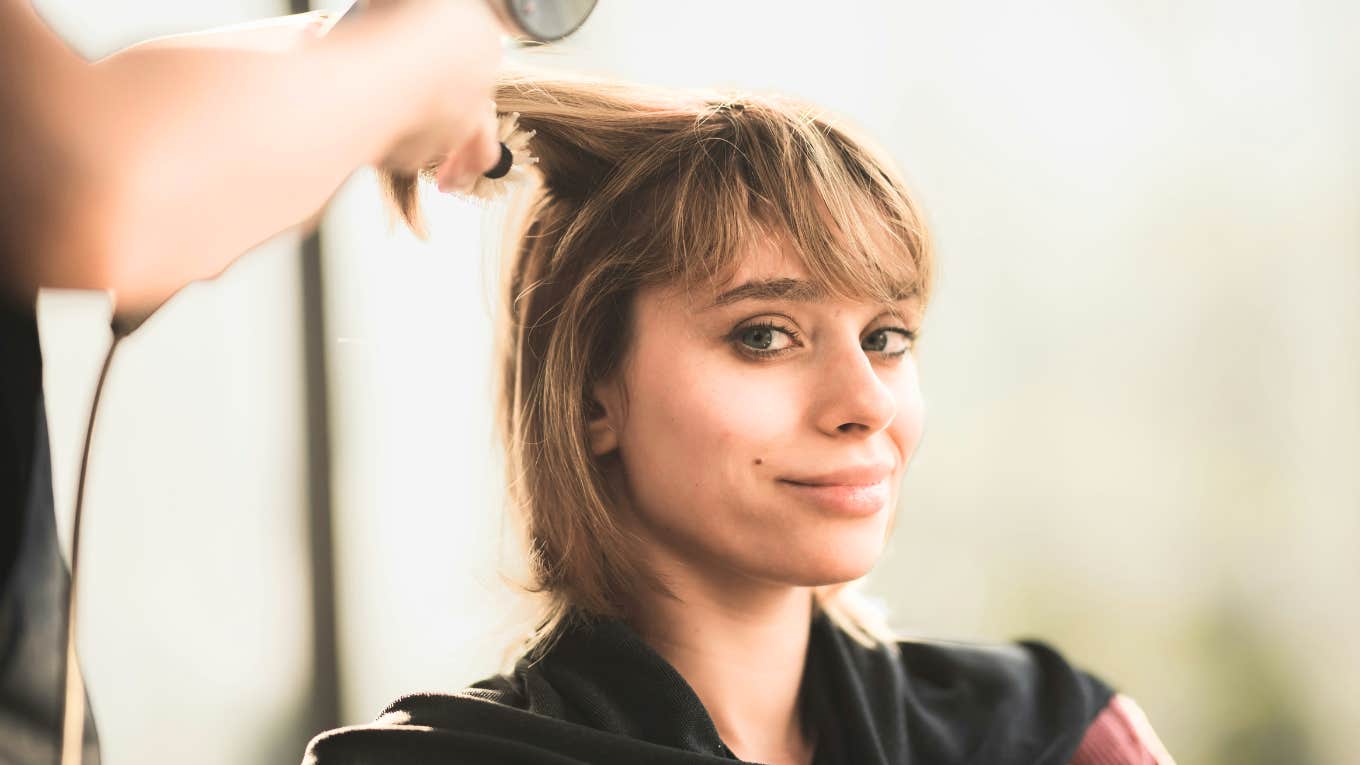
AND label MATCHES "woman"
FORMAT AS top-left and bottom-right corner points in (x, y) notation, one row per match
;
(303, 72), (1176, 765)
